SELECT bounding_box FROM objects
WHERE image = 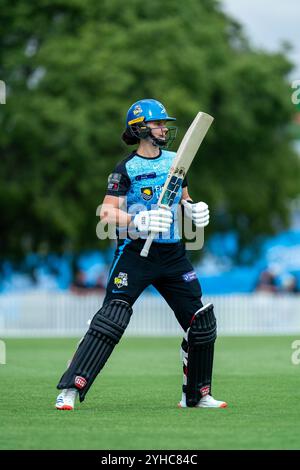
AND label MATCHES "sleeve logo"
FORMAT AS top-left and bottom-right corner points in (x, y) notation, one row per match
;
(108, 173), (122, 183)
(107, 173), (122, 191)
